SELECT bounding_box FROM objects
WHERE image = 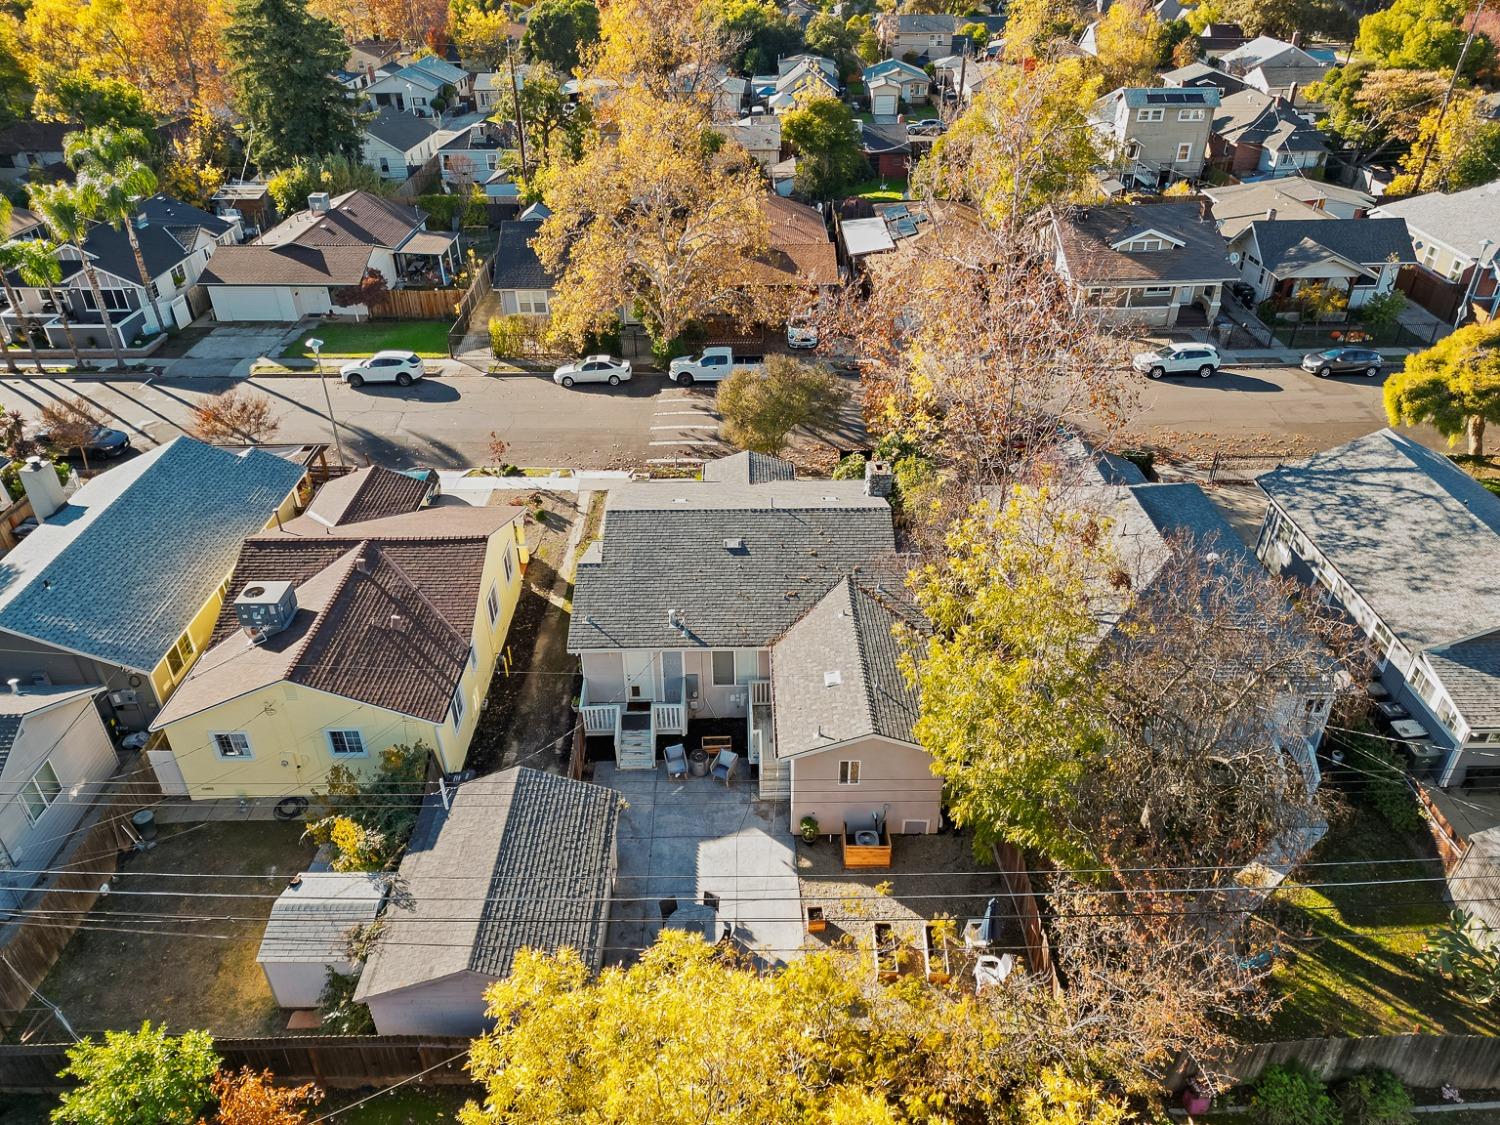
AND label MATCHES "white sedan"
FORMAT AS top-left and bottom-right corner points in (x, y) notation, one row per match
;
(339, 350), (424, 388)
(553, 355), (632, 387)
